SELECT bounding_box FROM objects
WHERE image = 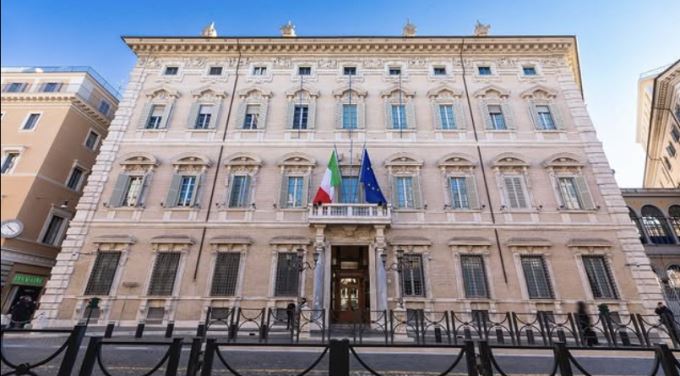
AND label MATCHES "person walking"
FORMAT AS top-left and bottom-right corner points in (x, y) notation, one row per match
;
(9, 296), (37, 328)
(655, 302), (679, 344)
(576, 301), (598, 346)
